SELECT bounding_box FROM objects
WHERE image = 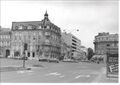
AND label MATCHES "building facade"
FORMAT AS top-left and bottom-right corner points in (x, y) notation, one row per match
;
(61, 32), (82, 59)
(0, 28), (11, 58)
(11, 11), (61, 60)
(94, 32), (118, 55)
(61, 37), (71, 59)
